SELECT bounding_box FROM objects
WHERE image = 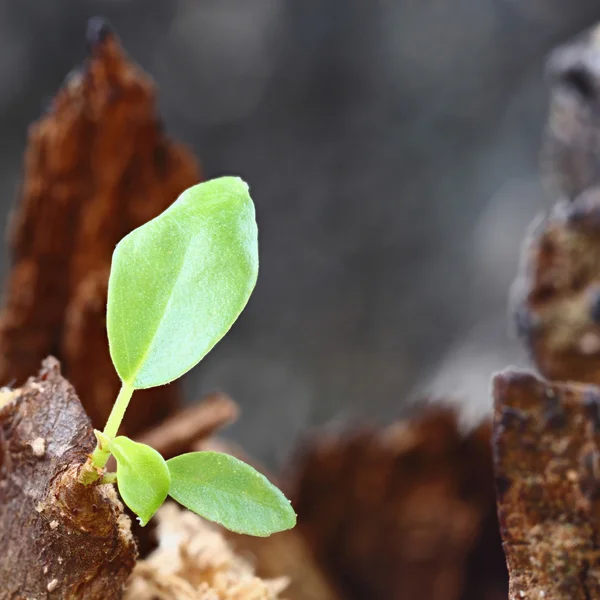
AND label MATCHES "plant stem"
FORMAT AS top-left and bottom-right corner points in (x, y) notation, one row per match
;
(89, 382), (134, 470)
(101, 472), (117, 484)
(103, 382), (135, 439)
